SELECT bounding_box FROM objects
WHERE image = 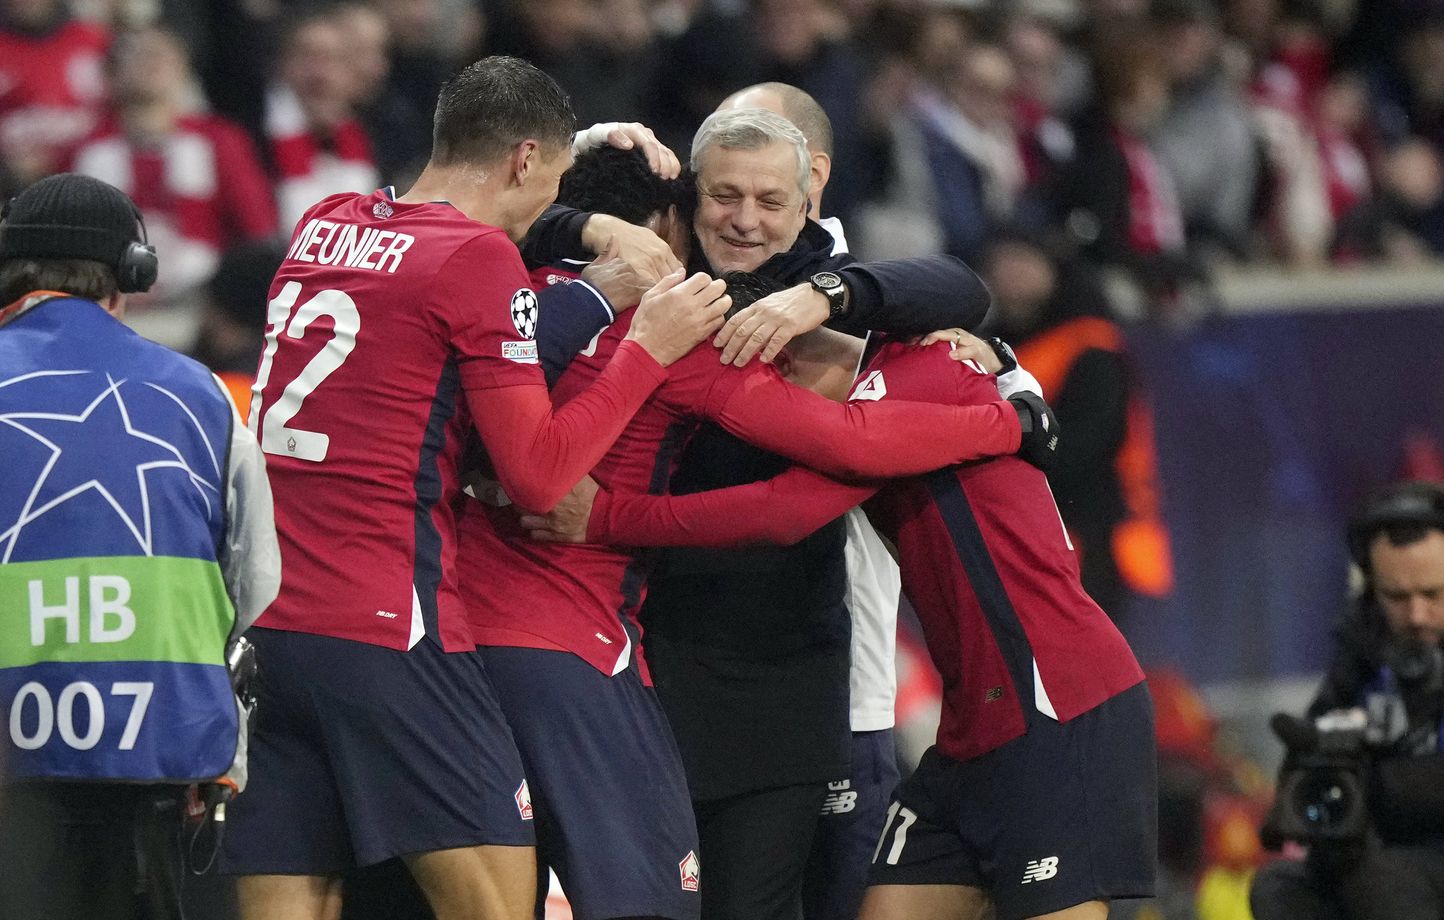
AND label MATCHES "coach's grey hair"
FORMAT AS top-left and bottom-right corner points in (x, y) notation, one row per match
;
(690, 107), (811, 203)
